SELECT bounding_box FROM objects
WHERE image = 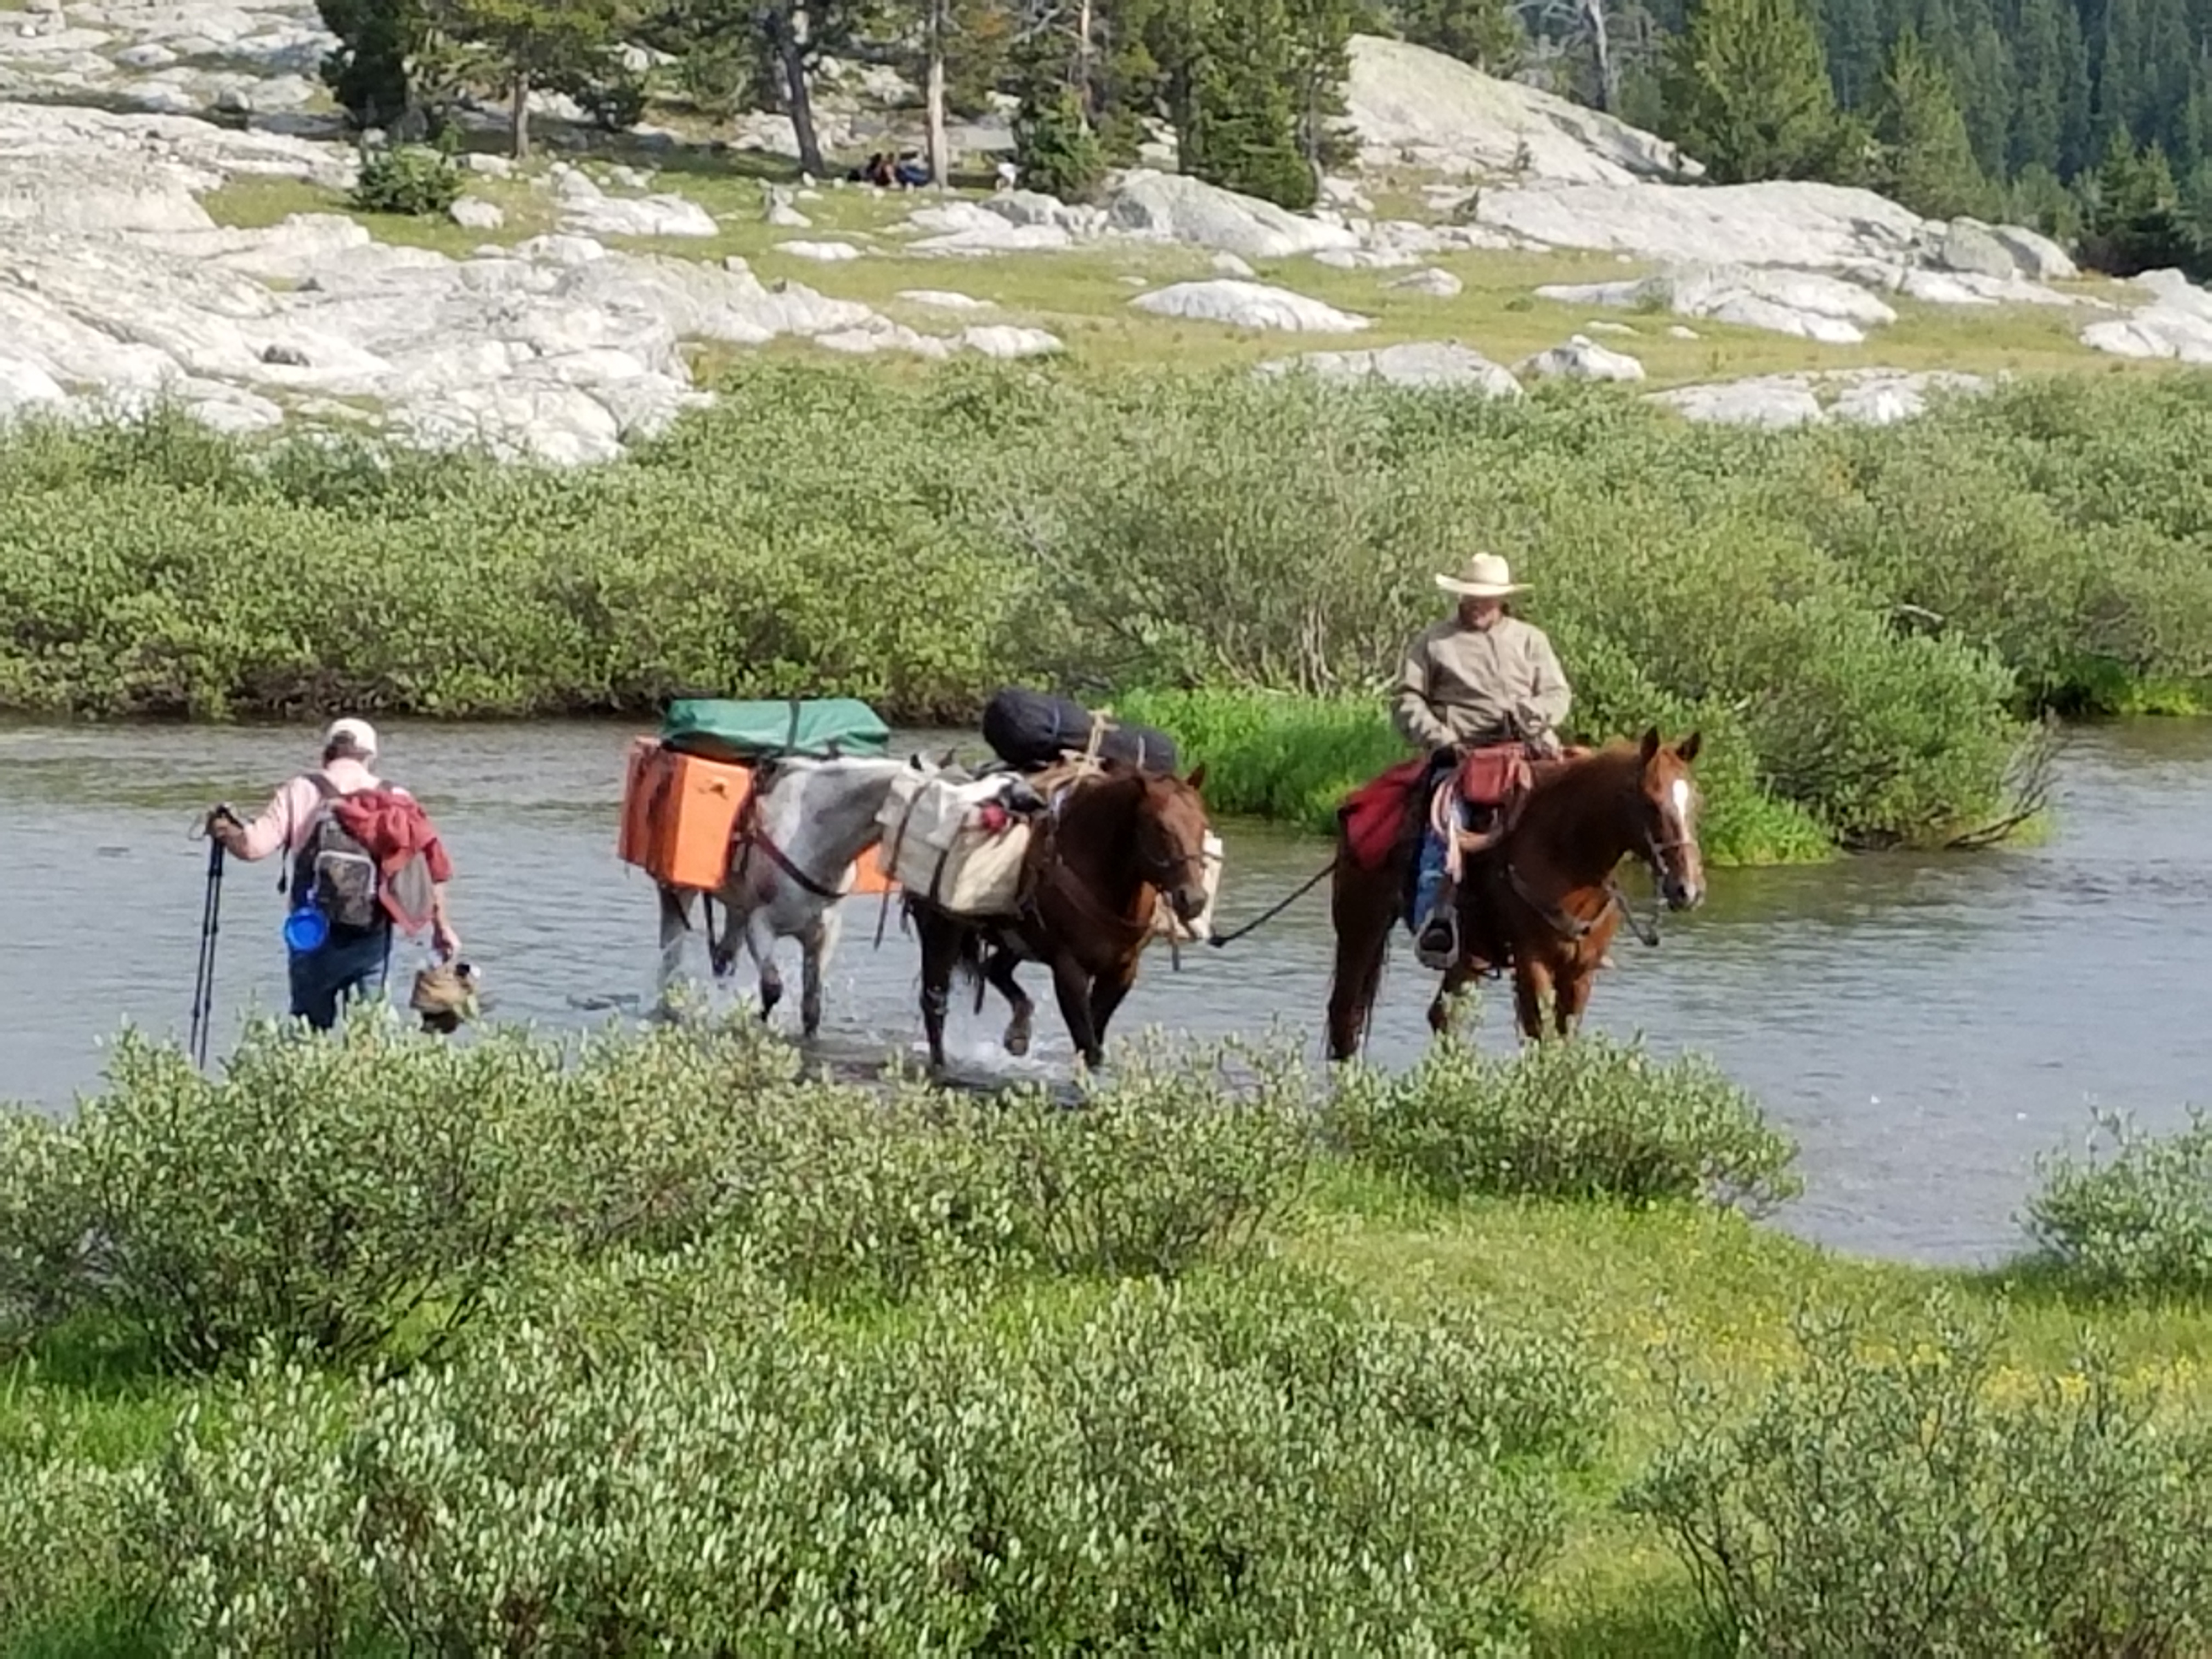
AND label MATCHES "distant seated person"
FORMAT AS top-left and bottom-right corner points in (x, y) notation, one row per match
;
(994, 158), (1018, 191)
(848, 150), (895, 188)
(893, 149), (931, 188)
